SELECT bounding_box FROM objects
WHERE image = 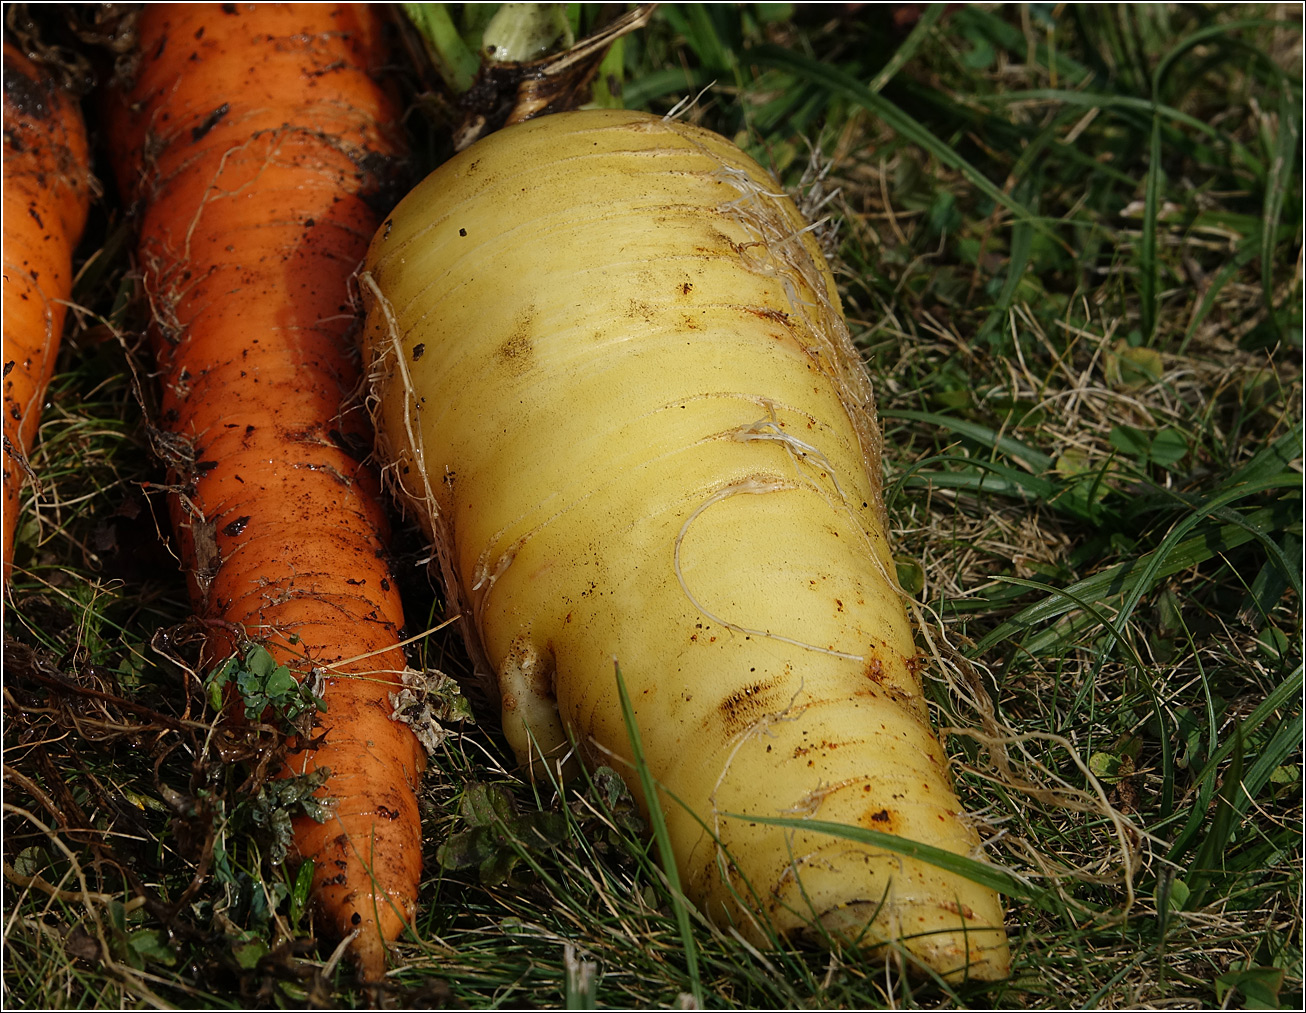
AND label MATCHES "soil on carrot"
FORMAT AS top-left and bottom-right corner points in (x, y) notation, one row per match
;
(3, 5), (1300, 1009)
